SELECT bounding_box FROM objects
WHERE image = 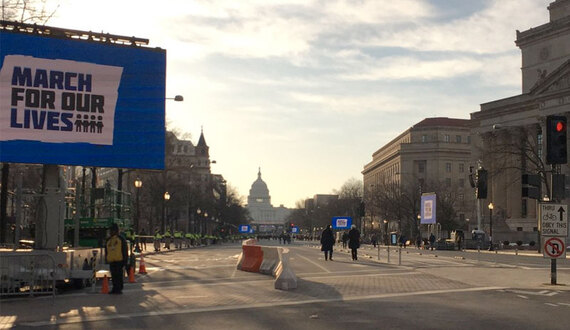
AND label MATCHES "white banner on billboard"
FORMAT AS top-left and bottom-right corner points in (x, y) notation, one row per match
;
(0, 55), (123, 145)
